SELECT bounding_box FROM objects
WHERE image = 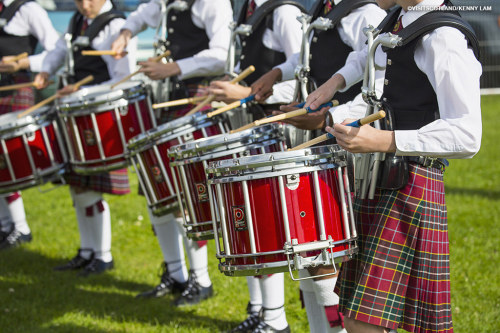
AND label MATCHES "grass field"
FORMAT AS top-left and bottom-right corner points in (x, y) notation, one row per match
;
(0, 96), (499, 332)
